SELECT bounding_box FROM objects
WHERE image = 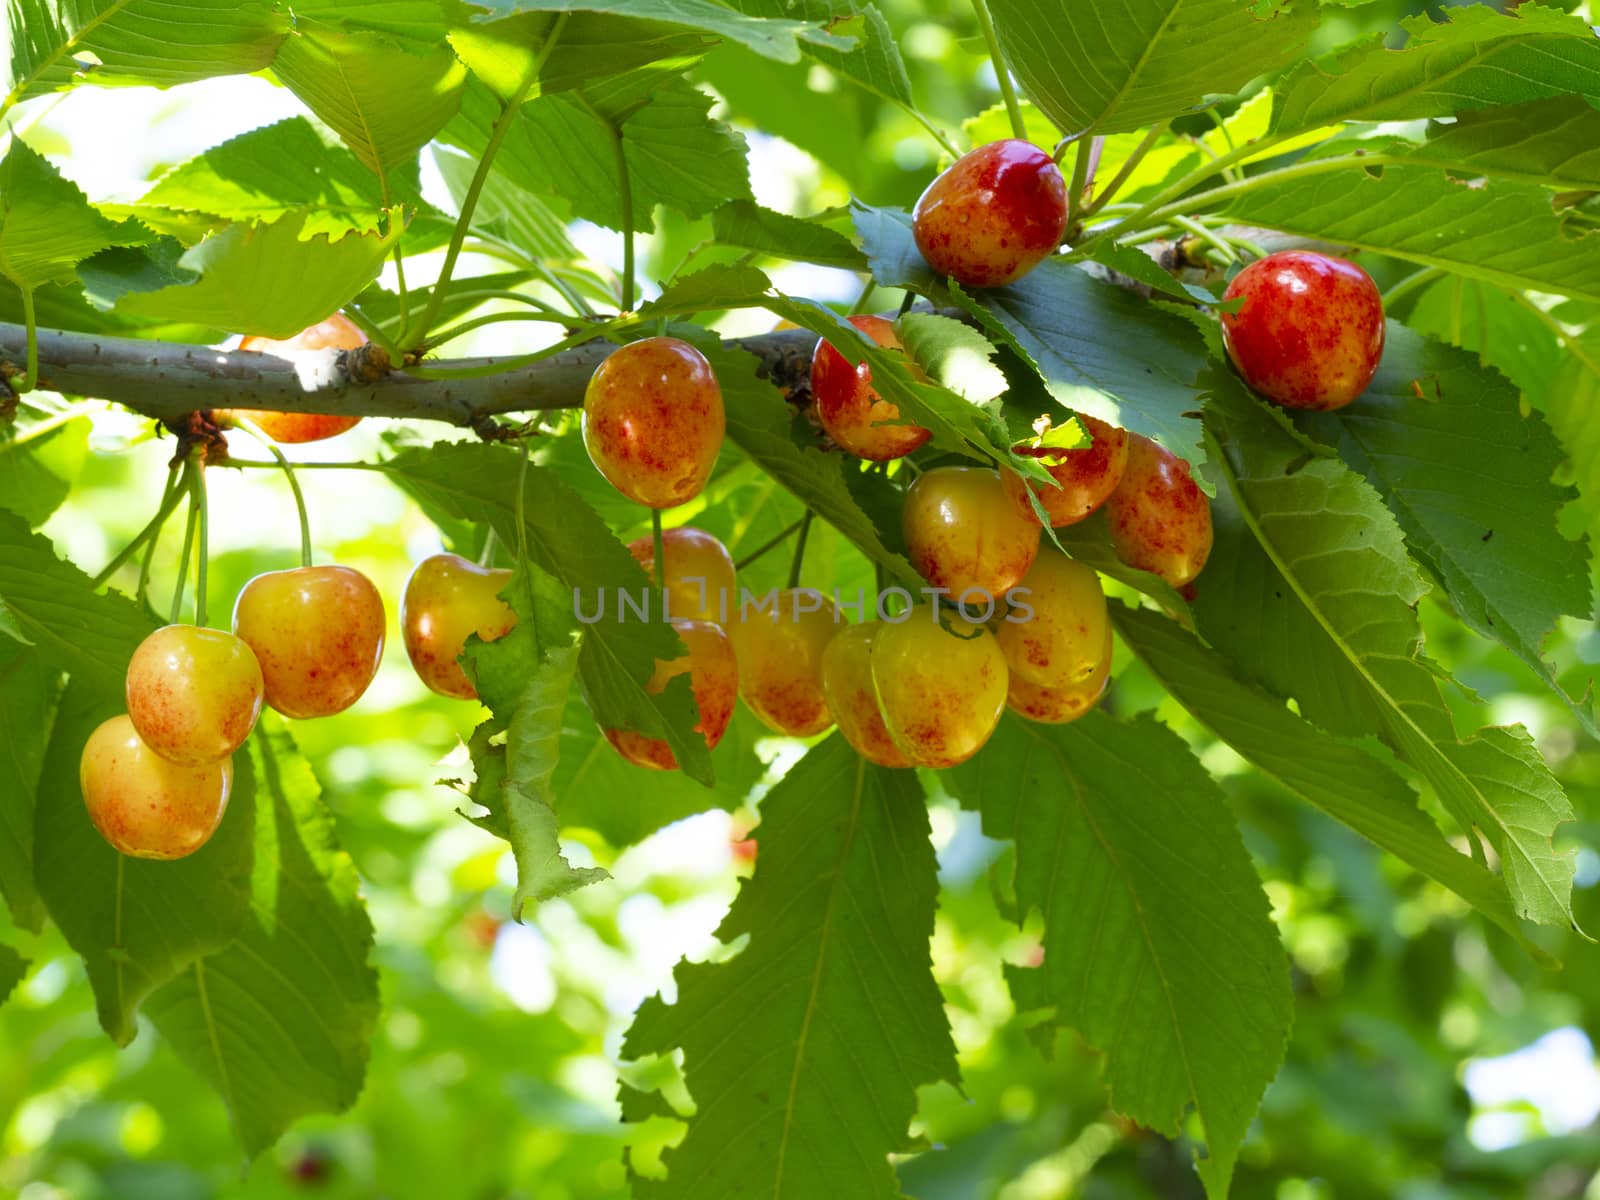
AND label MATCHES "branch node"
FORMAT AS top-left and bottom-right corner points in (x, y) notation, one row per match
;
(161, 411), (229, 468)
(344, 343), (392, 384)
(470, 414), (539, 442)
